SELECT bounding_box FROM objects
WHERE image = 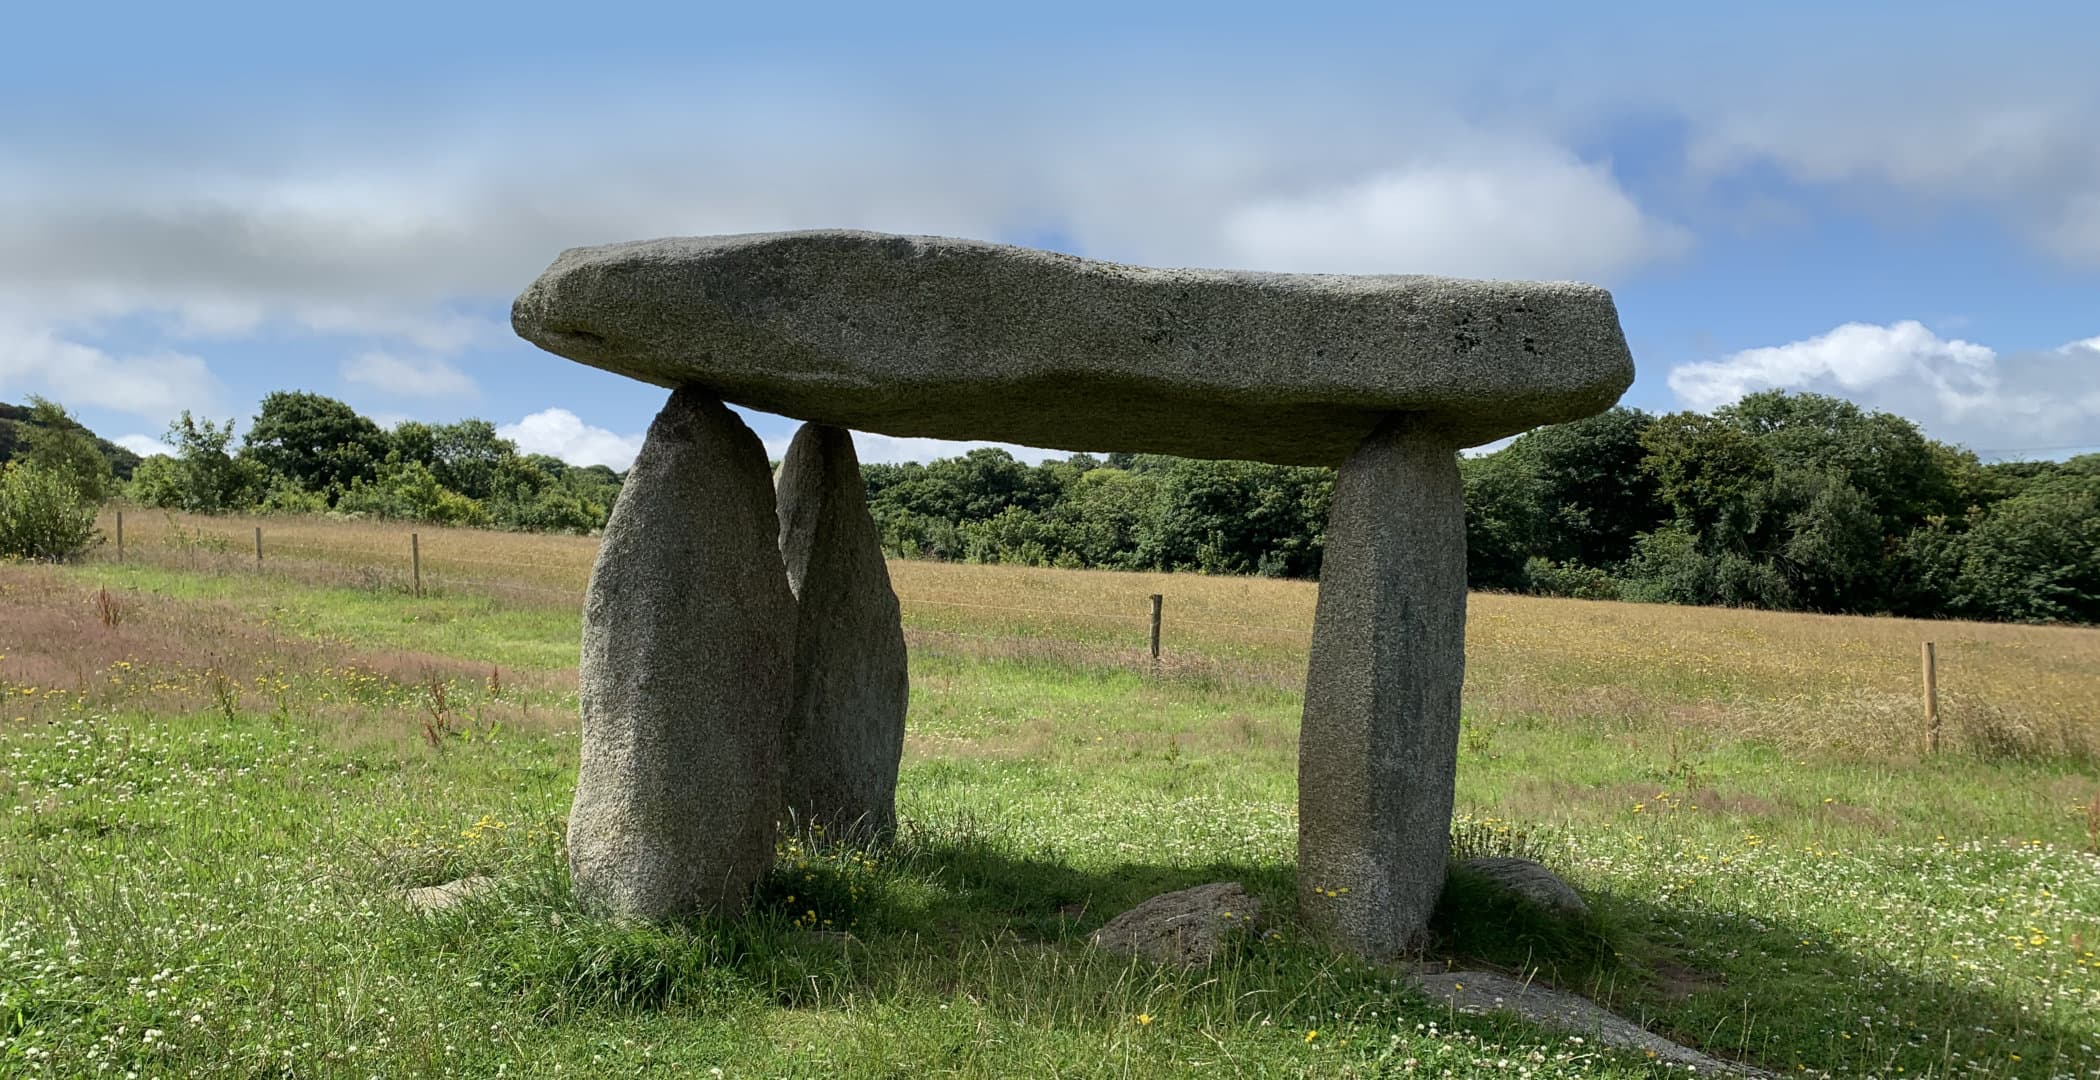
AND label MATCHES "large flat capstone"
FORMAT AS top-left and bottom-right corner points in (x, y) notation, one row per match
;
(512, 230), (1634, 463)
